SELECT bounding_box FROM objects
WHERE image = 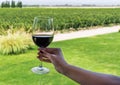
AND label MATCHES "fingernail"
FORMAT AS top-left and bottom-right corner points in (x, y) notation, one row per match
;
(37, 55), (40, 58)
